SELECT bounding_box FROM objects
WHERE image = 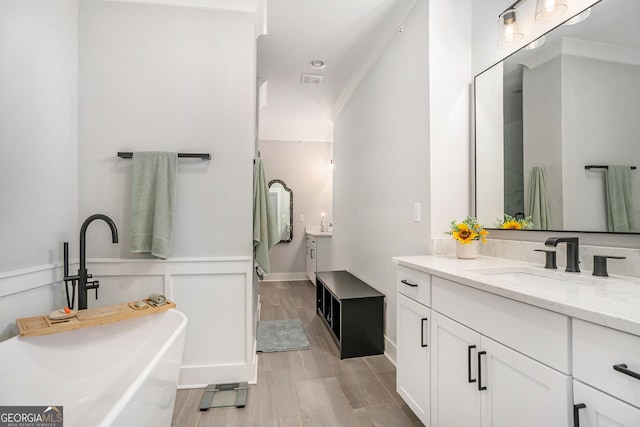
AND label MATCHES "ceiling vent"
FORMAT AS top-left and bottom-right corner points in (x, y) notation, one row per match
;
(300, 73), (324, 84)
